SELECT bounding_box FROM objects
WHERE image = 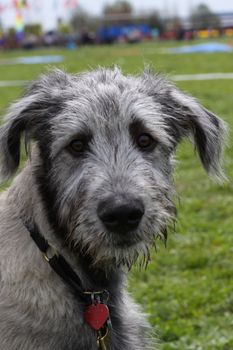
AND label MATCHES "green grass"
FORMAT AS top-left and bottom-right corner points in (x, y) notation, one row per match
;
(1, 41), (233, 349)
